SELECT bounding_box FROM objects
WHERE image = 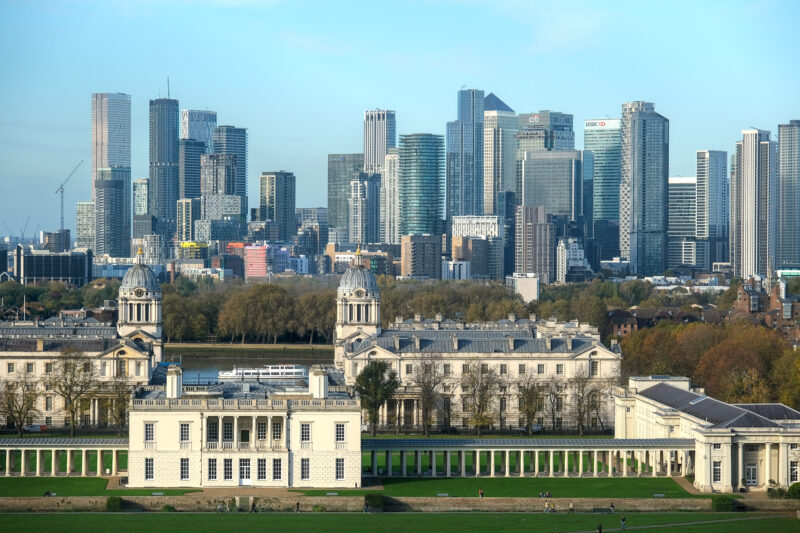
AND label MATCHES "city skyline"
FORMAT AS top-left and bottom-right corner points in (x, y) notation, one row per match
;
(2, 1), (799, 235)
